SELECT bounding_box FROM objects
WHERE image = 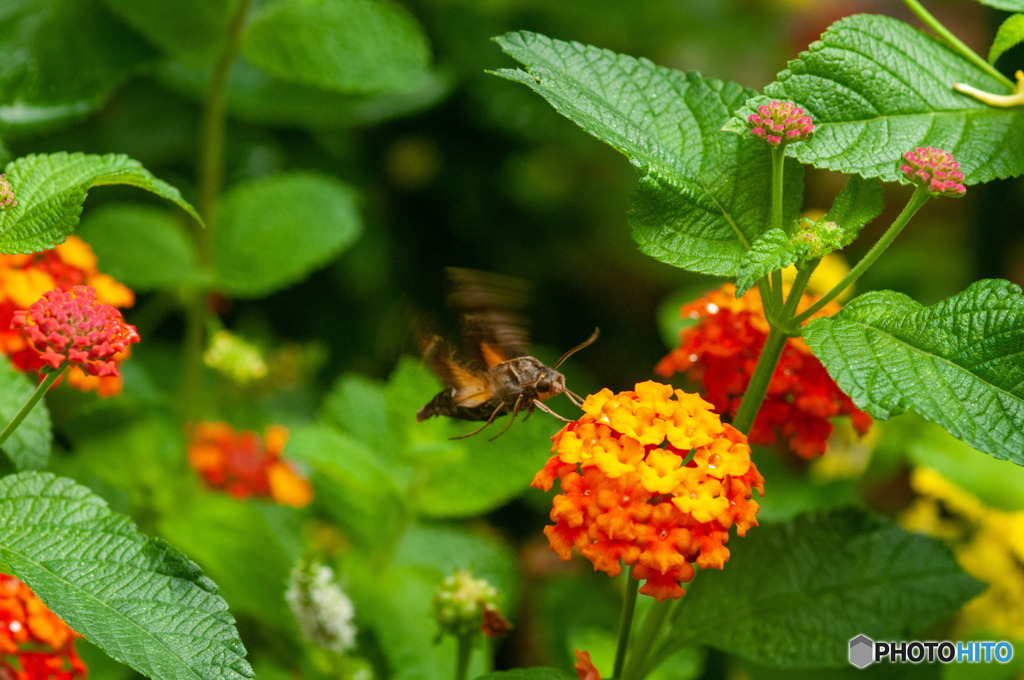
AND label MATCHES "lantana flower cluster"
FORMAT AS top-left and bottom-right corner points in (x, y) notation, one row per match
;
(12, 286), (139, 379)
(747, 100), (814, 146)
(0, 236), (134, 396)
(656, 284), (871, 458)
(0, 575), (87, 680)
(900, 147), (966, 197)
(187, 422), (313, 507)
(533, 381), (763, 601)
